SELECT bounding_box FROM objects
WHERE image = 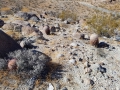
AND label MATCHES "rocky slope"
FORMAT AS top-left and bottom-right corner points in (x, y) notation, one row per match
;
(0, 0), (120, 90)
